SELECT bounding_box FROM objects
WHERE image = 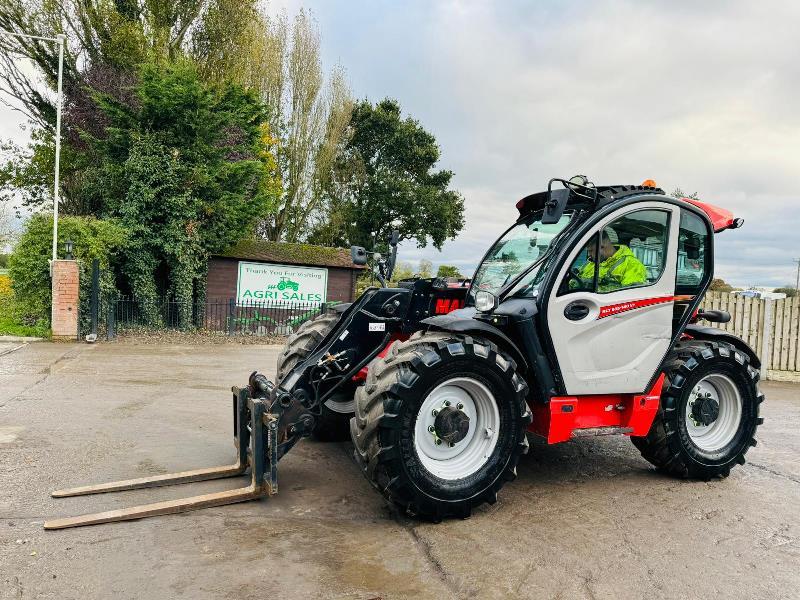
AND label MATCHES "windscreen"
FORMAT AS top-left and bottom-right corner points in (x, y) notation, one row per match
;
(469, 212), (573, 301)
